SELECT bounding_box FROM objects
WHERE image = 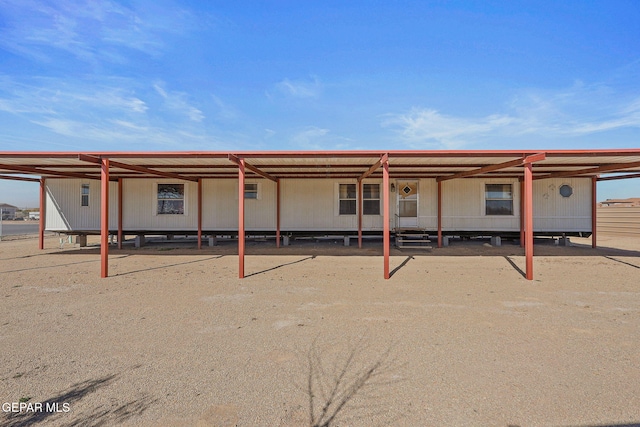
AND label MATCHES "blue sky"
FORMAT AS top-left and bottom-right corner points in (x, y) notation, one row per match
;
(0, 0), (639, 207)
